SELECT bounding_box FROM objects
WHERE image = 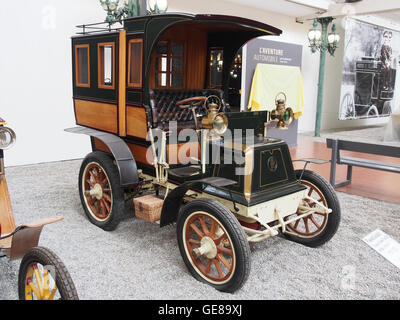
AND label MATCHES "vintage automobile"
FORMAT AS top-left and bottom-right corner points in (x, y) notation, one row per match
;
(0, 118), (78, 300)
(67, 13), (341, 293)
(341, 56), (396, 119)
